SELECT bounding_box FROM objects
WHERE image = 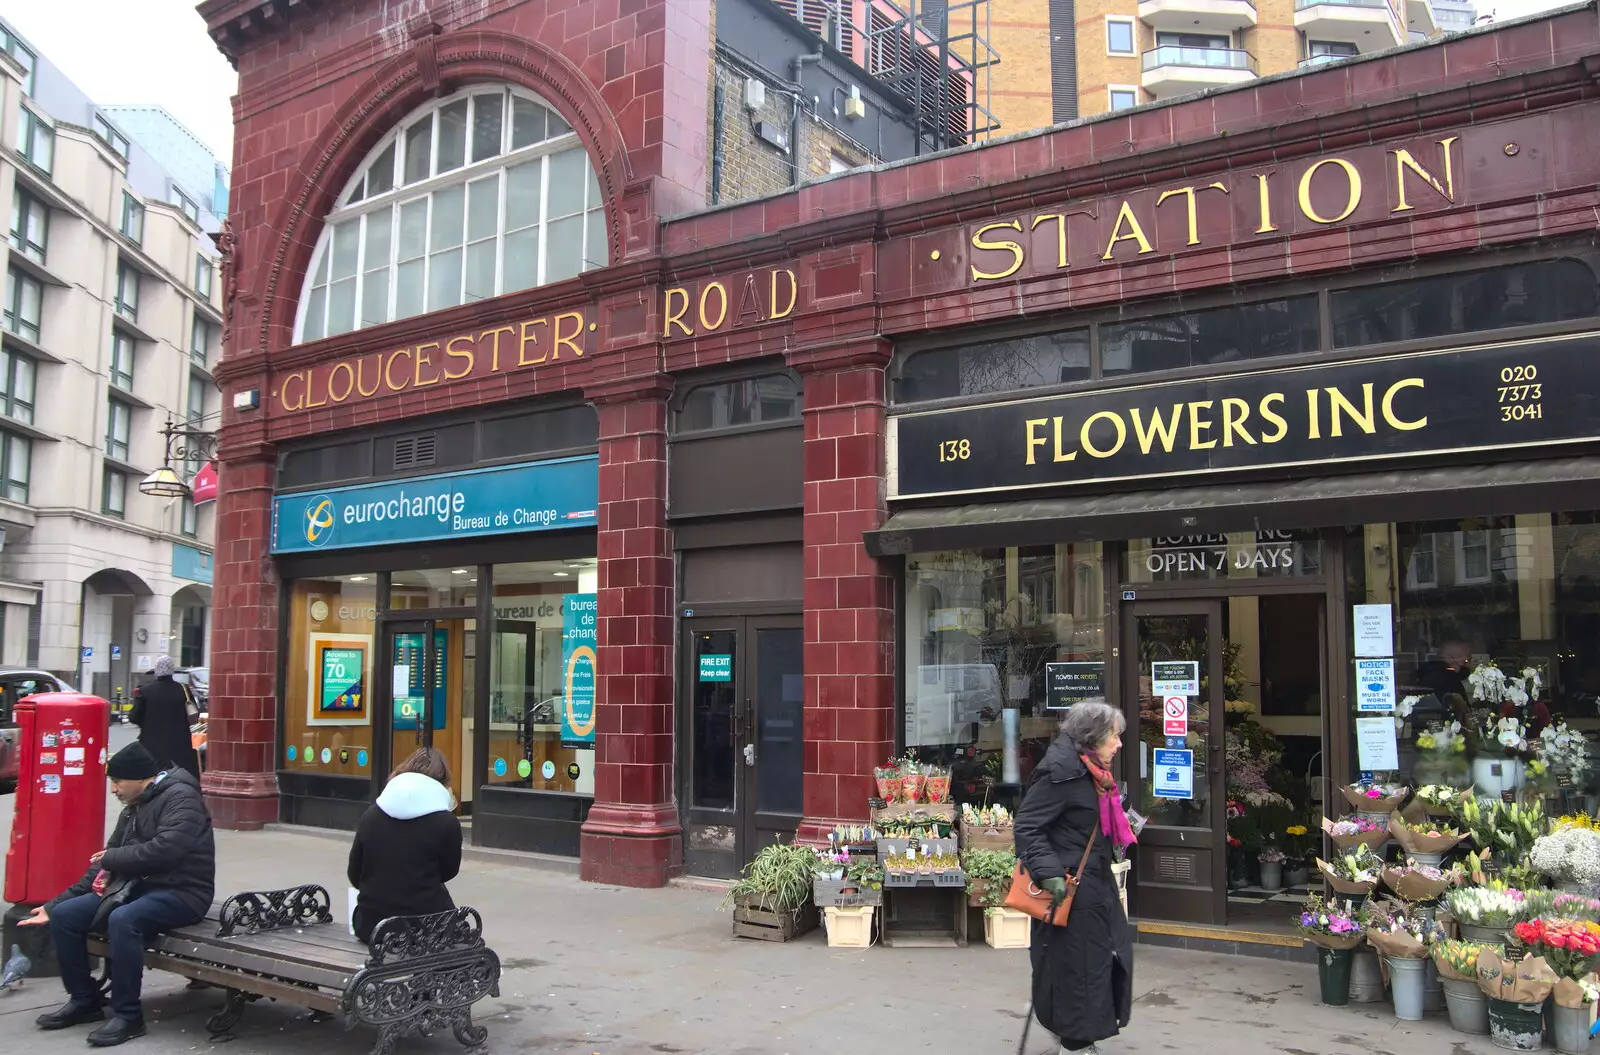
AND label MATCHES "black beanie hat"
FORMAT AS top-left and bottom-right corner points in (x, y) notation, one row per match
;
(107, 742), (161, 780)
